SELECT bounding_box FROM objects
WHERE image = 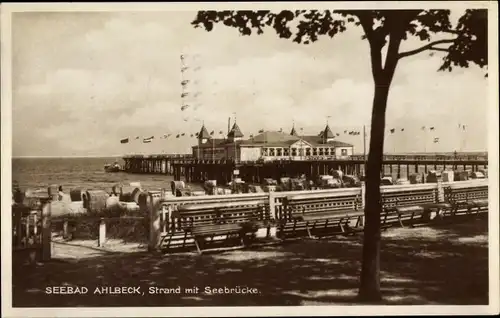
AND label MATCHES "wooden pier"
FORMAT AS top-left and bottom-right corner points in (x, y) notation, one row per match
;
(122, 153), (488, 184)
